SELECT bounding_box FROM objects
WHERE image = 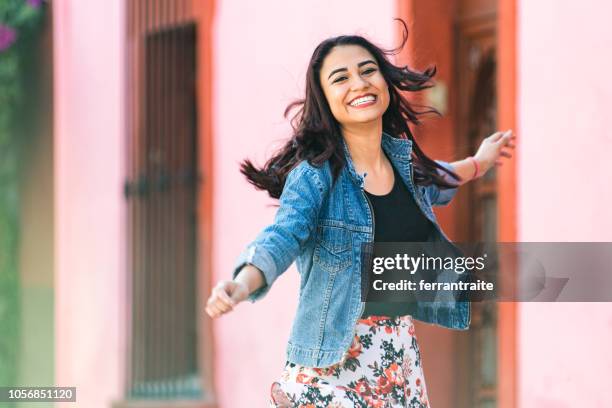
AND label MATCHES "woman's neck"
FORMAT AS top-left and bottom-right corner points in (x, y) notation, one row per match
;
(341, 122), (386, 175)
